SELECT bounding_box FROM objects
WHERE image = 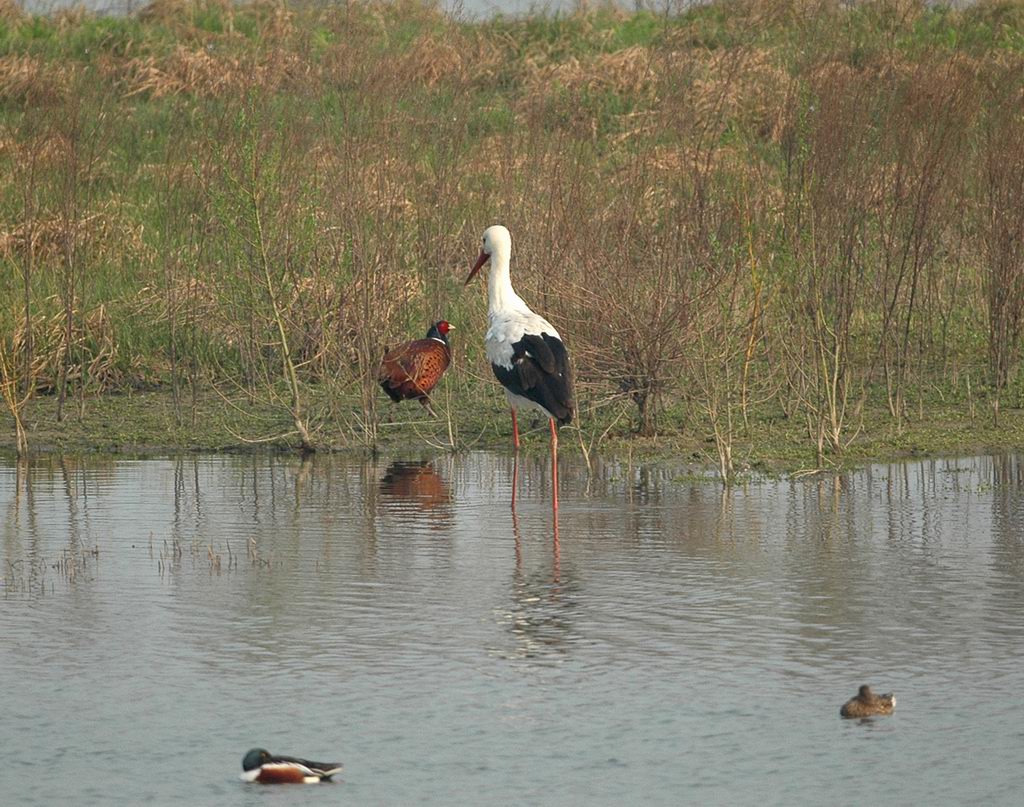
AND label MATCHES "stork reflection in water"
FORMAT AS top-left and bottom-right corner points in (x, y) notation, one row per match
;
(502, 505), (572, 661)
